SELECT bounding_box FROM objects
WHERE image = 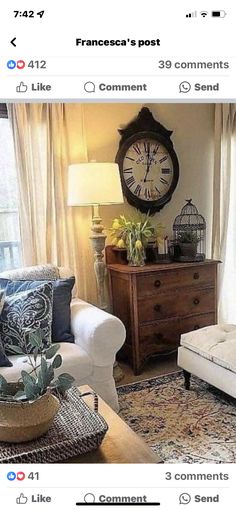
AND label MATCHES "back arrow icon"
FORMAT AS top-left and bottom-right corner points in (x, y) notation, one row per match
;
(11, 38), (16, 47)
